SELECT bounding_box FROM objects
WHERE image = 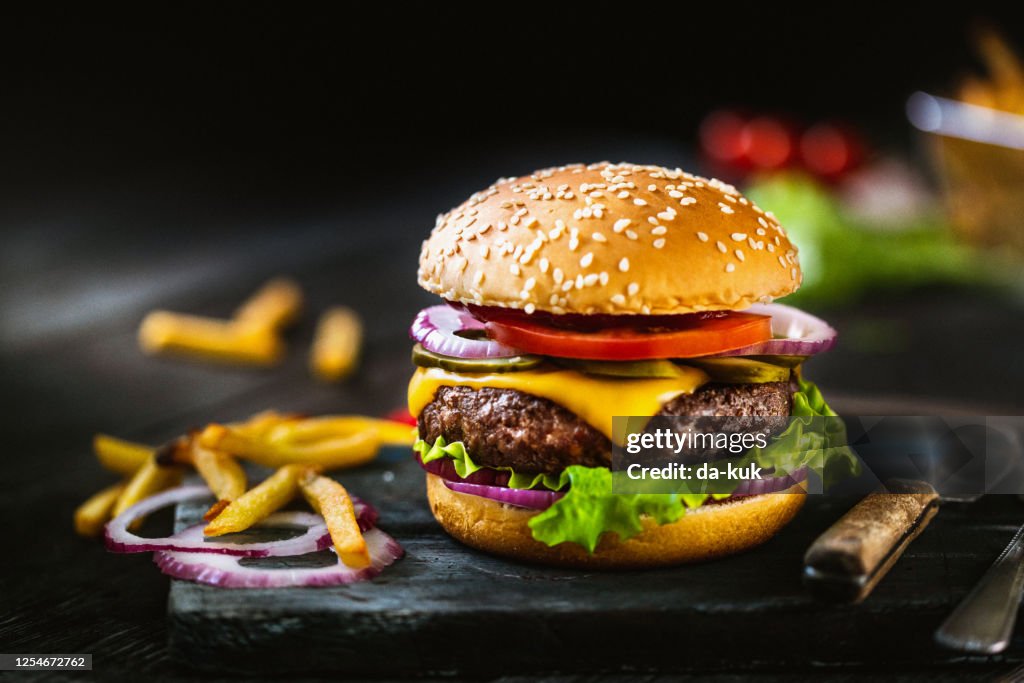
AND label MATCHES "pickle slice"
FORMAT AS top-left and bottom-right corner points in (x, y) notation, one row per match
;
(681, 357), (791, 384)
(411, 344), (543, 373)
